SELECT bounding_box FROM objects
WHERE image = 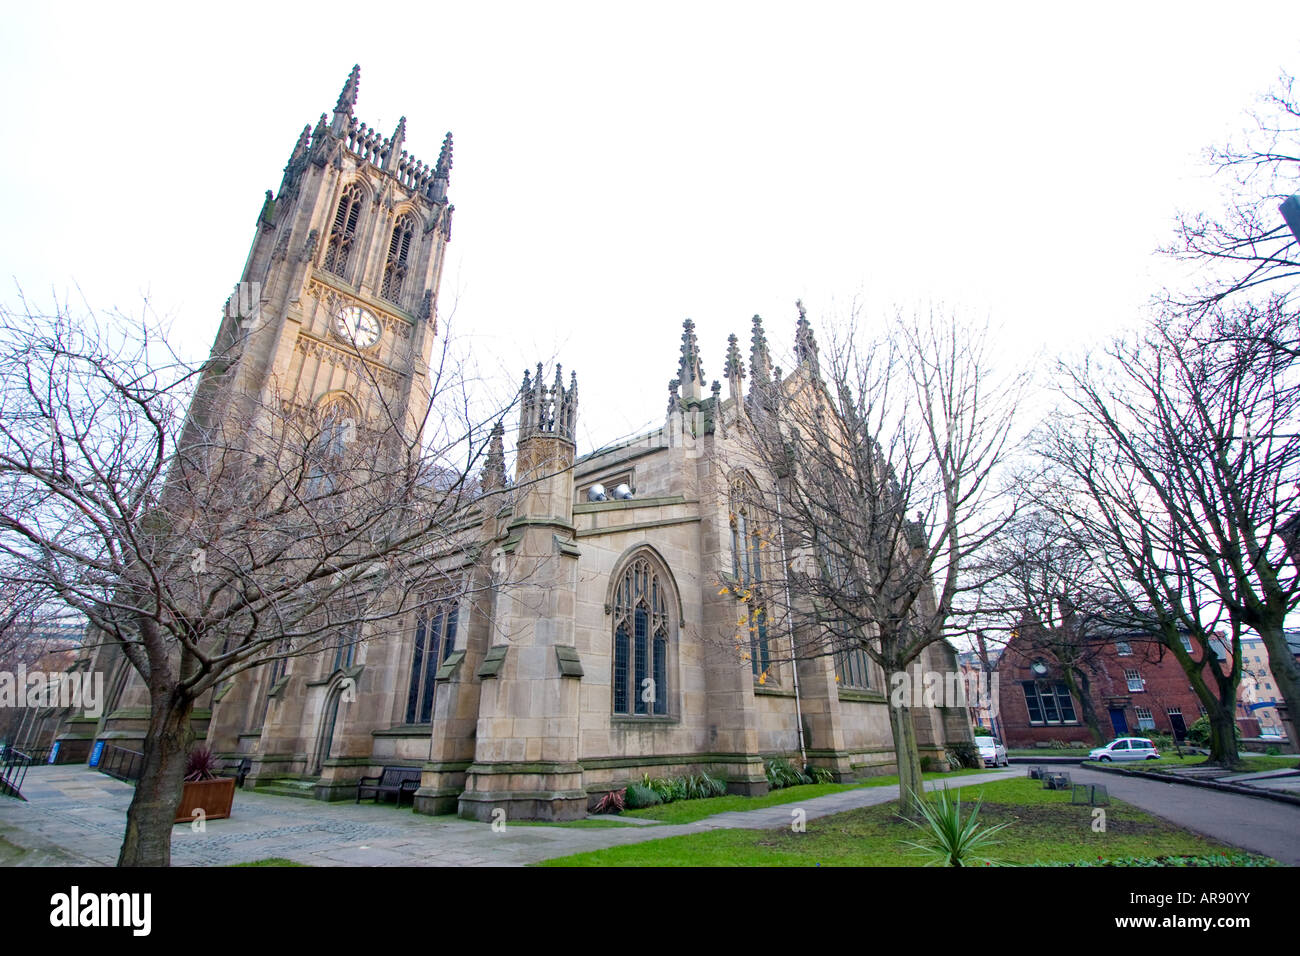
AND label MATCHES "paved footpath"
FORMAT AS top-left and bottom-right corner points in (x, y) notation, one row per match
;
(5, 764), (1297, 866)
(1068, 766), (1300, 866)
(0, 765), (1019, 867)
